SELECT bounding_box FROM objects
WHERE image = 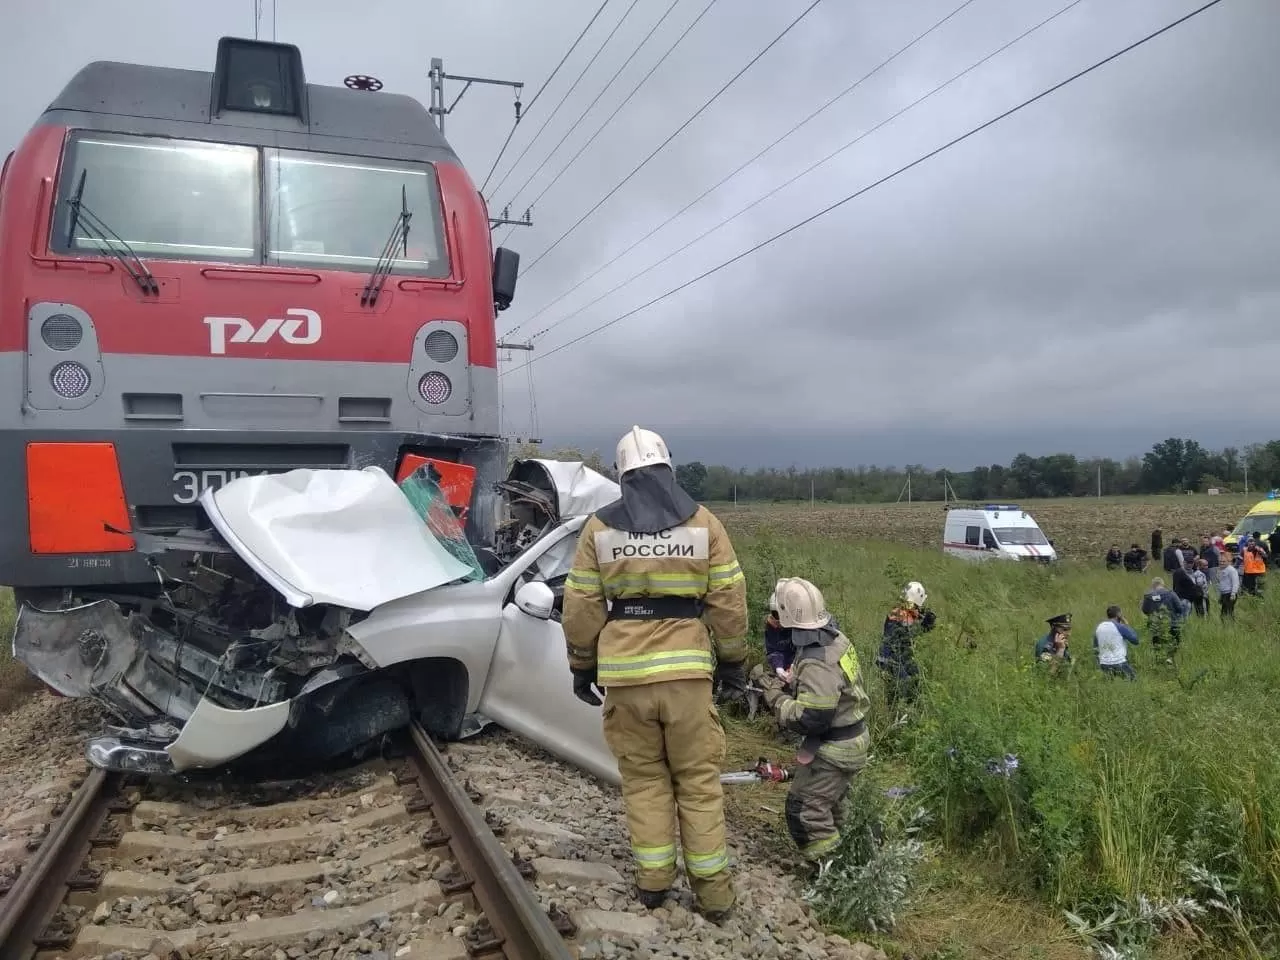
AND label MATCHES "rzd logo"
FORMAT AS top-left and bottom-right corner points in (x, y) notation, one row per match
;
(204, 308), (322, 355)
